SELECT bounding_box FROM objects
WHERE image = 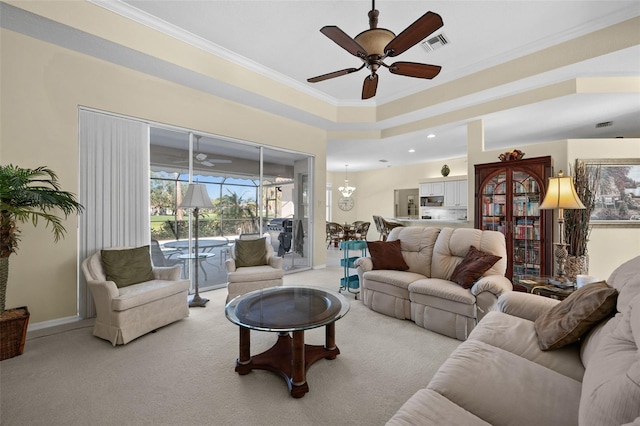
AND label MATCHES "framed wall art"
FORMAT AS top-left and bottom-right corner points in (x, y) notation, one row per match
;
(583, 158), (640, 227)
